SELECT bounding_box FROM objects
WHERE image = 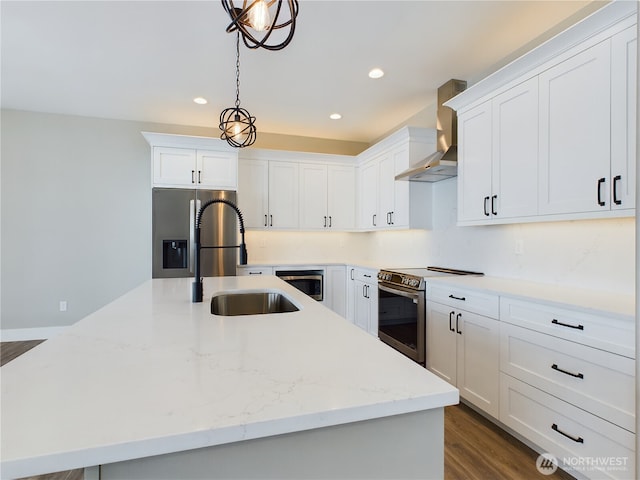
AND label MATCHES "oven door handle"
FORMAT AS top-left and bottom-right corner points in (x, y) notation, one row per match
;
(378, 283), (421, 300)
